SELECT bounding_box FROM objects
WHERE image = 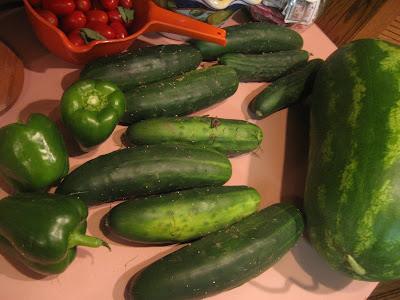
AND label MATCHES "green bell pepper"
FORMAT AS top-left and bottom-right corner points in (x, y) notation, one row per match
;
(0, 193), (110, 275)
(0, 113), (69, 192)
(61, 79), (126, 150)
